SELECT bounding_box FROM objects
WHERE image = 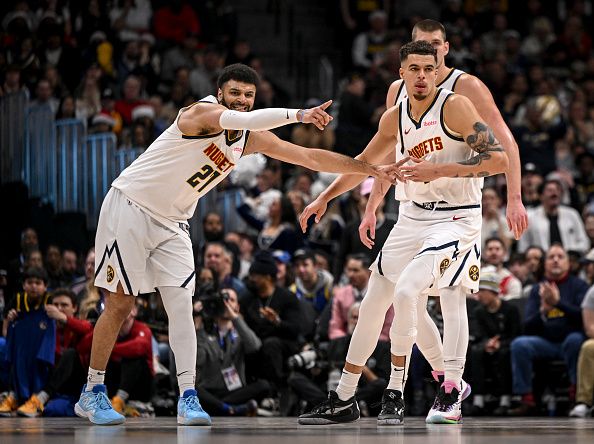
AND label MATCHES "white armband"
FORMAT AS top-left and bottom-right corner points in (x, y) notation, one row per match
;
(219, 108), (301, 131)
